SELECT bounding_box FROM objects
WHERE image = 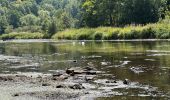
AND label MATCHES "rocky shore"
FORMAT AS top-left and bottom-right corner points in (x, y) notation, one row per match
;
(0, 66), (163, 100)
